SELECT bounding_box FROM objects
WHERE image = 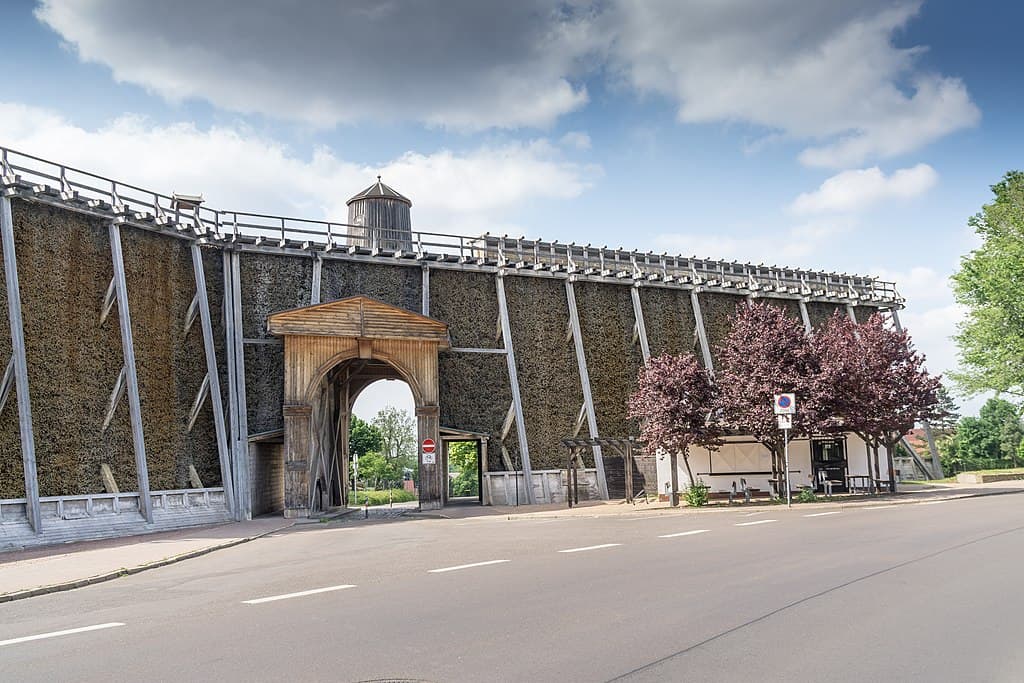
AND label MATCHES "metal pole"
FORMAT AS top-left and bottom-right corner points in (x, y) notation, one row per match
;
(1, 196), (41, 533)
(784, 428), (792, 507)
